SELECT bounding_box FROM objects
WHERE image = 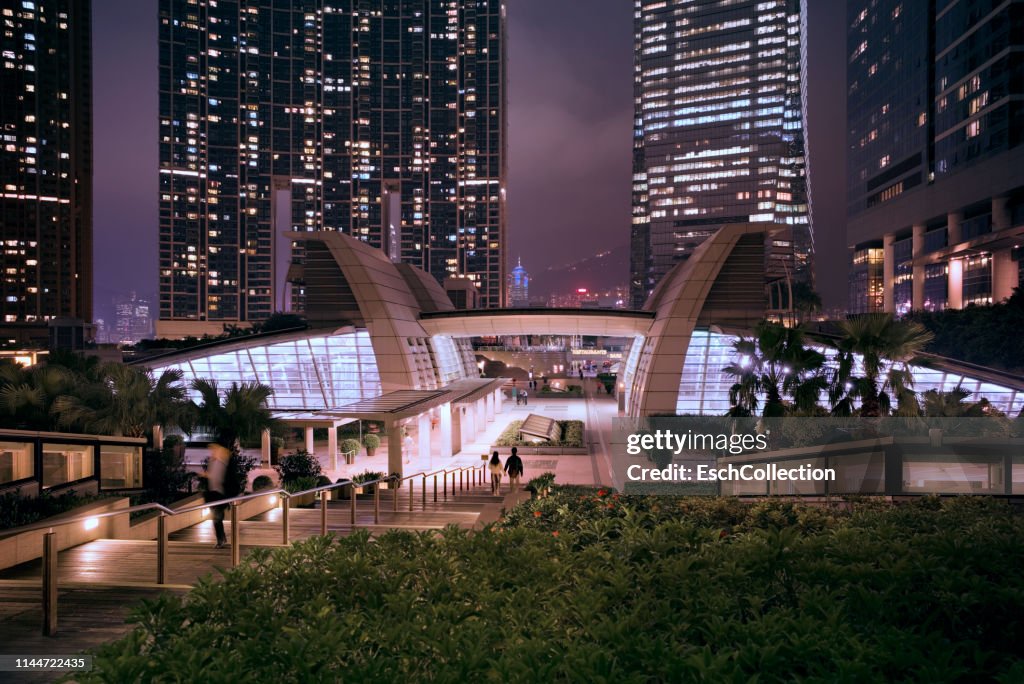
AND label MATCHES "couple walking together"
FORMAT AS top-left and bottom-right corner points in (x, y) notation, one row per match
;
(488, 447), (524, 494)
